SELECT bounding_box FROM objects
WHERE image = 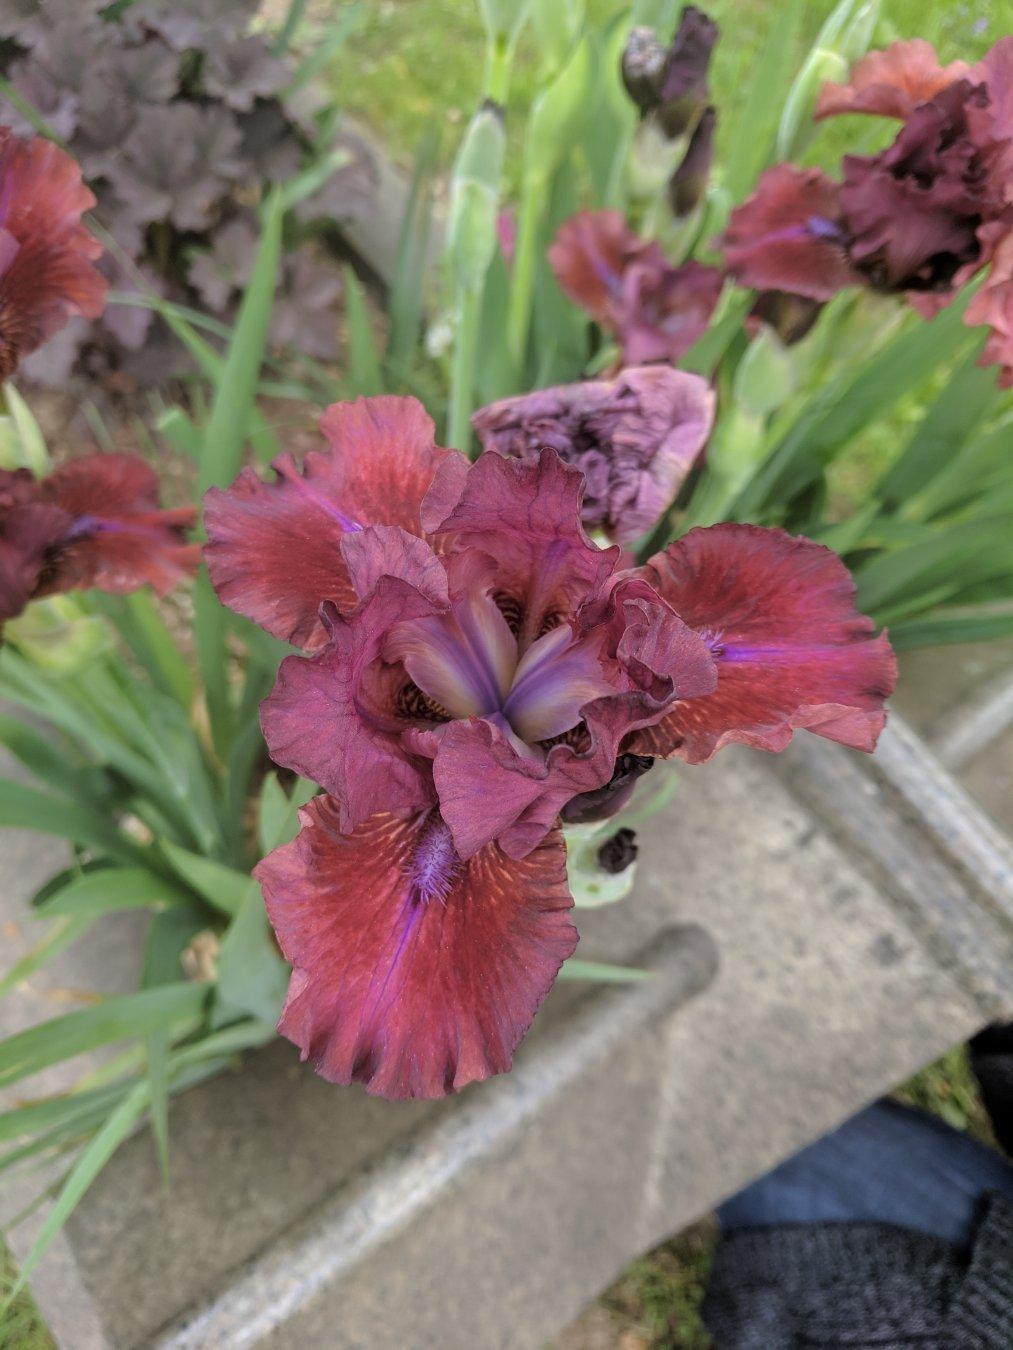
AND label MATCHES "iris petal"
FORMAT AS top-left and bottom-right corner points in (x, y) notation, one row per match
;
(504, 625), (612, 742)
(385, 592), (518, 720)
